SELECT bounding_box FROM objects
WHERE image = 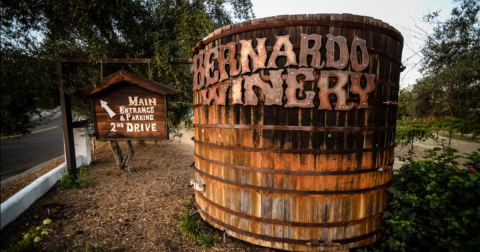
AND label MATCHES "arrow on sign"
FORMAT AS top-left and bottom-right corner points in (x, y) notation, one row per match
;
(100, 100), (116, 118)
